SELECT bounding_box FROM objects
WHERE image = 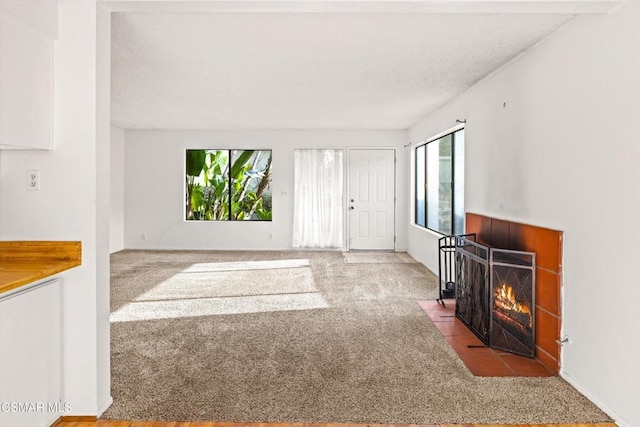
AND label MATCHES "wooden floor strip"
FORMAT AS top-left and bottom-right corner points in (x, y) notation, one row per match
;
(56, 421), (618, 427)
